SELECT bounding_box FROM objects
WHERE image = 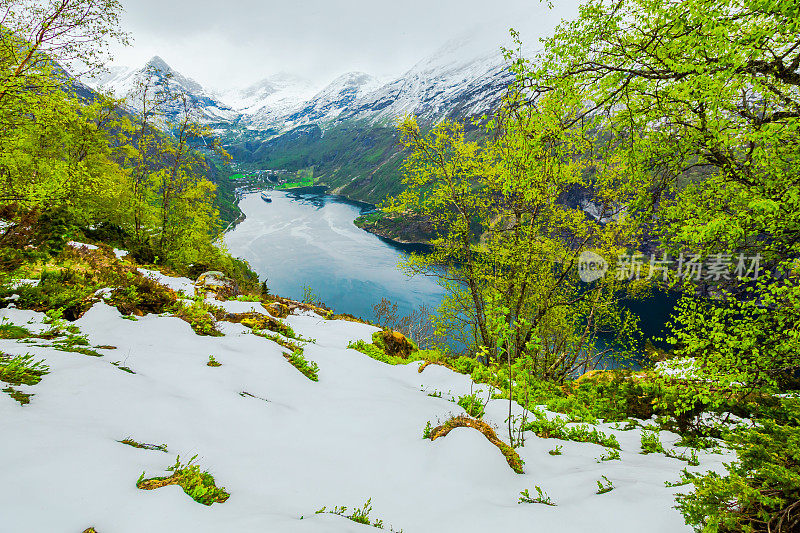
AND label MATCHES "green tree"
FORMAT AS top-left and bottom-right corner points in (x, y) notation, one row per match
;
(0, 0), (128, 213)
(393, 96), (641, 382)
(520, 0), (800, 412)
(523, 0), (800, 529)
